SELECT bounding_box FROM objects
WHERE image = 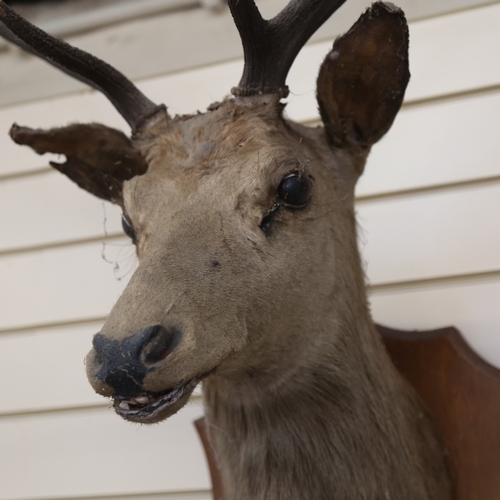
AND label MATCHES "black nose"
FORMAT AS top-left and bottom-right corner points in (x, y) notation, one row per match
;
(92, 324), (180, 396)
